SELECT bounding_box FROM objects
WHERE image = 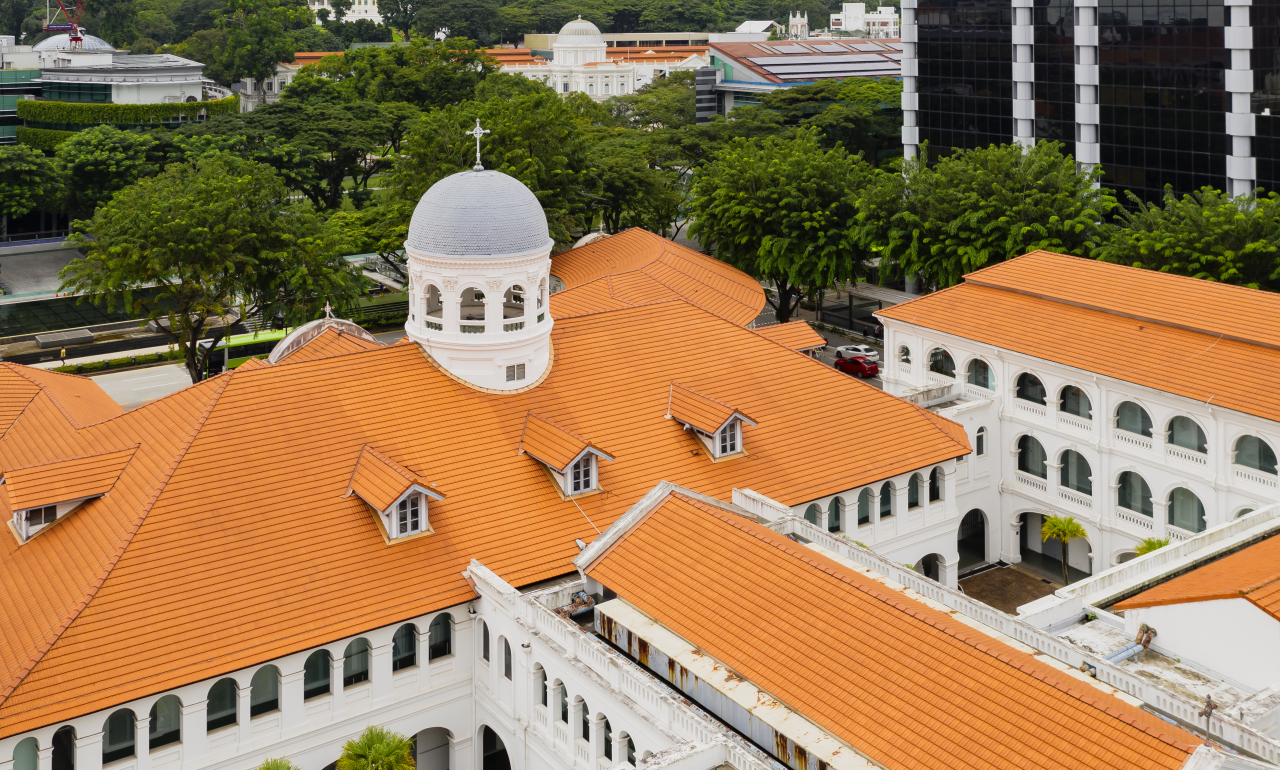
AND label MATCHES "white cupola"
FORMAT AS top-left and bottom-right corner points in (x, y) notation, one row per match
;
(403, 144), (555, 391)
(552, 16), (607, 66)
